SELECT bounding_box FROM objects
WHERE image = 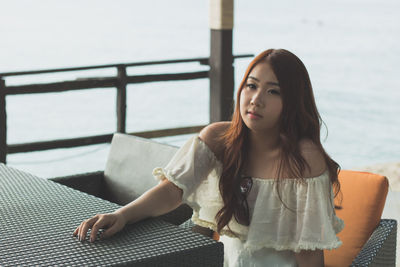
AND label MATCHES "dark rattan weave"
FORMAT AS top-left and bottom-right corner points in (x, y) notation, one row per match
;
(51, 171), (194, 226)
(0, 164), (223, 267)
(351, 219), (397, 267)
(51, 170), (105, 198)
